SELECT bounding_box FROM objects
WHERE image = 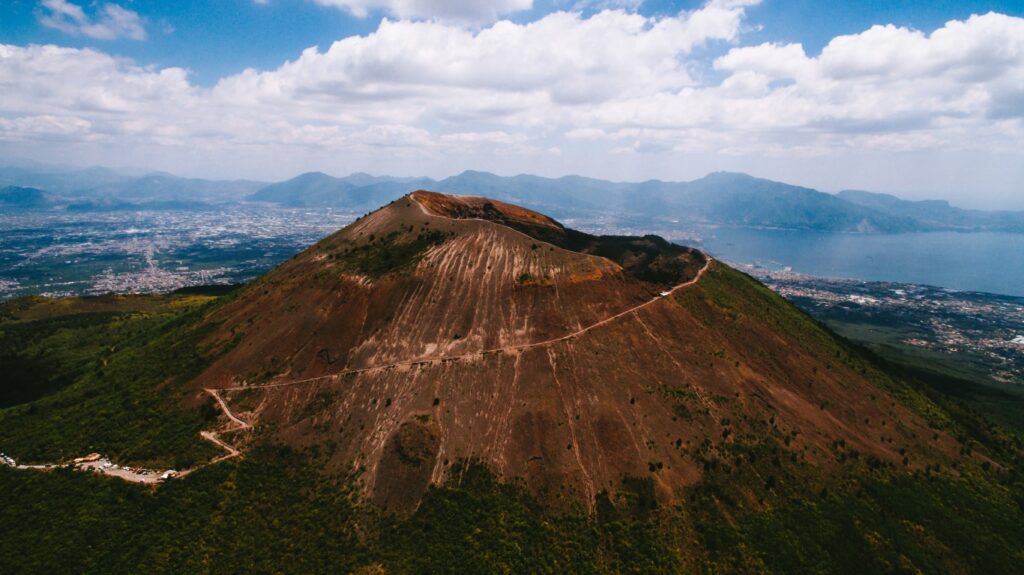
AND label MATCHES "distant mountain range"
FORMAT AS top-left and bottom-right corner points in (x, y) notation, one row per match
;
(0, 185), (55, 209)
(244, 169), (1024, 233)
(248, 171), (433, 209)
(3, 162), (1022, 233)
(837, 189), (1024, 232)
(0, 164), (264, 211)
